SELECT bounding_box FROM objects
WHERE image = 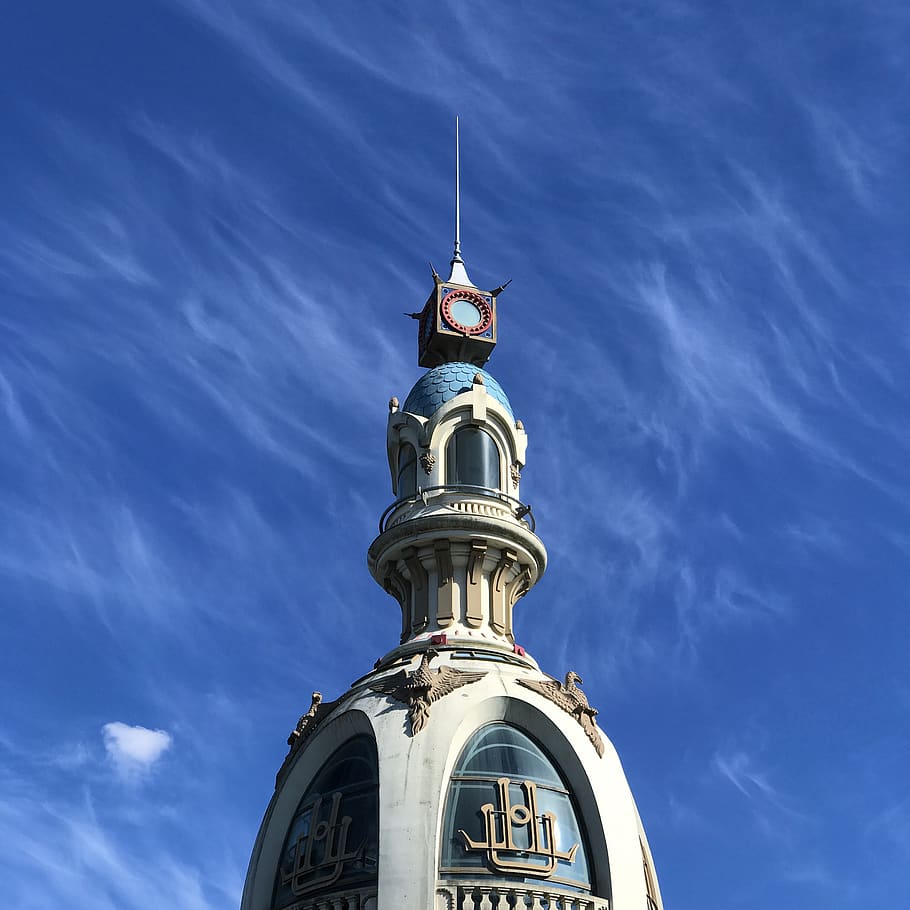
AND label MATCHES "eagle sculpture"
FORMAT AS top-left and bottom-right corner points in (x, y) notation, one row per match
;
(286, 691), (339, 751)
(518, 671), (605, 757)
(370, 650), (485, 735)
(275, 690), (341, 788)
